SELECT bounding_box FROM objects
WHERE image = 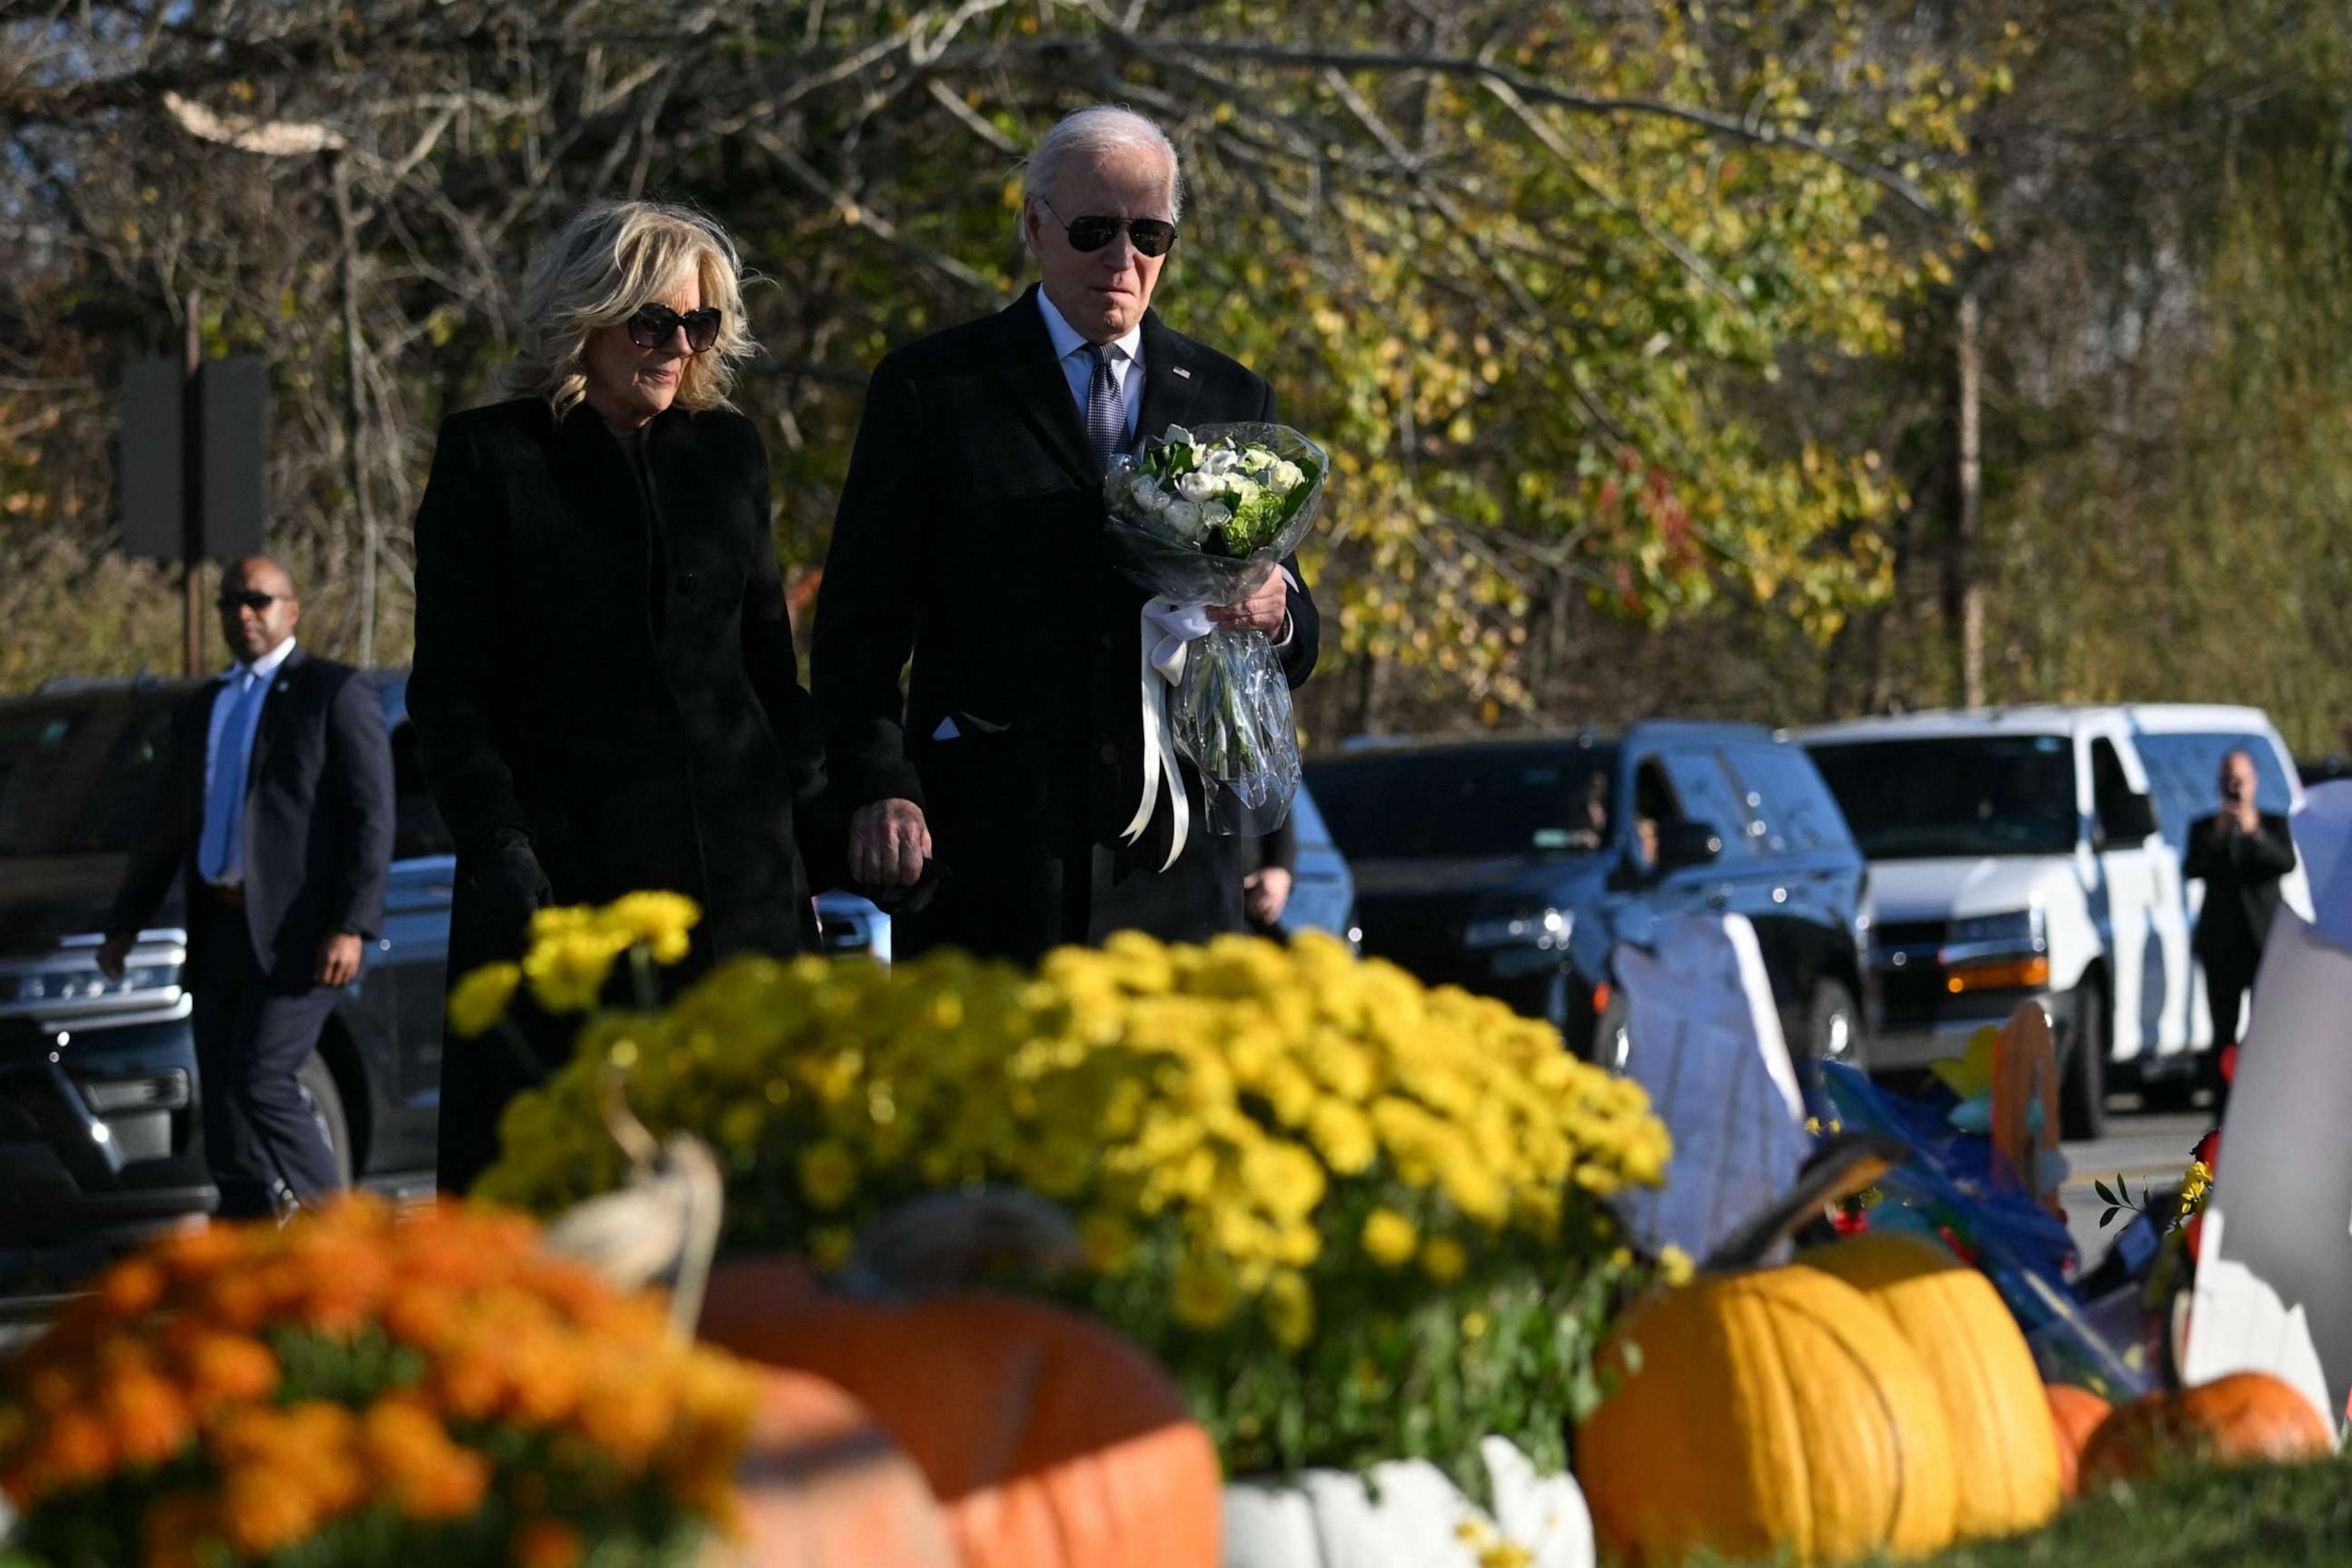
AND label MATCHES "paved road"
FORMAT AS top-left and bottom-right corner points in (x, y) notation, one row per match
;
(2058, 1099), (2215, 1267)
